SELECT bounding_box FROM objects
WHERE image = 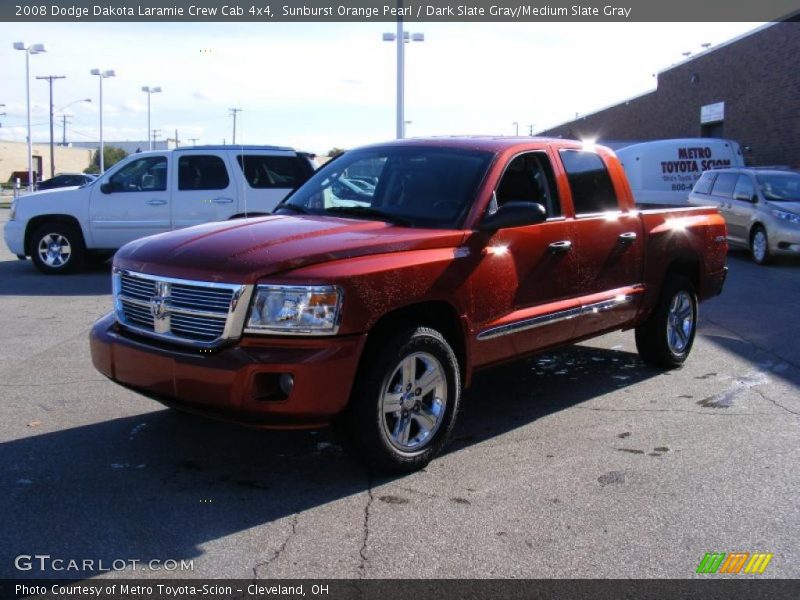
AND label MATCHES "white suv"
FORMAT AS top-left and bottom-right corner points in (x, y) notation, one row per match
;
(5, 145), (315, 274)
